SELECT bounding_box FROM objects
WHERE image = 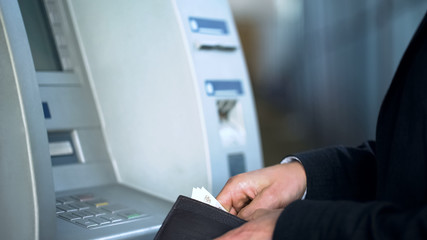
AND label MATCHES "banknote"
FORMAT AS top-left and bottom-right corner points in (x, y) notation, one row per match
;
(191, 187), (227, 212)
